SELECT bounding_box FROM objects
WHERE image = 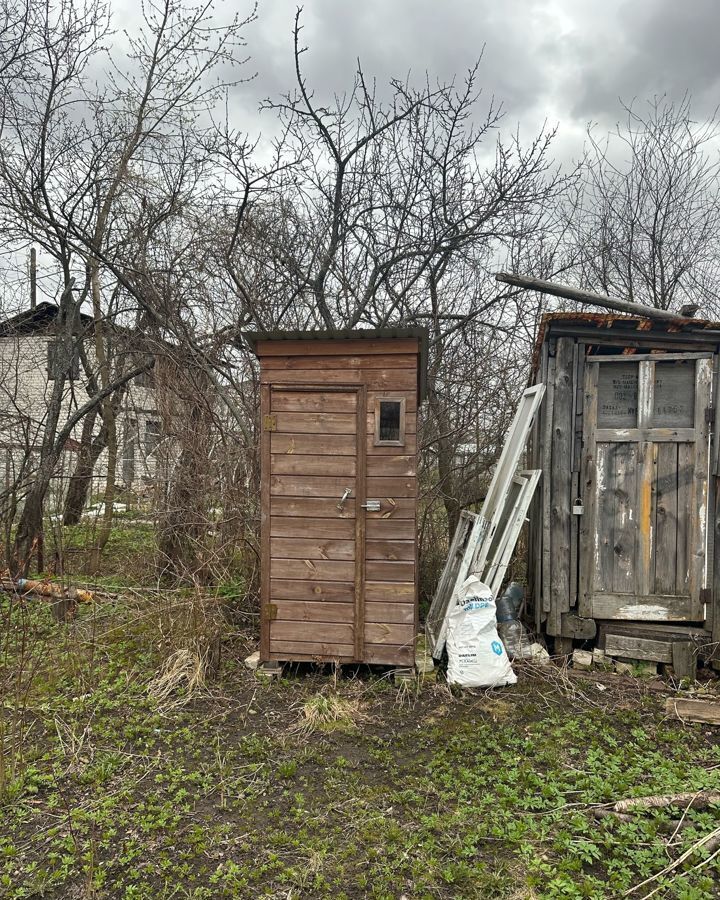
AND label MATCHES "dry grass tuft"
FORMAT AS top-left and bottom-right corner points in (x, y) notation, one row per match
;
(294, 691), (369, 735)
(148, 646), (211, 708)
